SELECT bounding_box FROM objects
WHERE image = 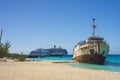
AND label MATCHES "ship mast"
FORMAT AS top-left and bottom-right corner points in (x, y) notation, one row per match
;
(92, 18), (96, 36)
(0, 29), (3, 44)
